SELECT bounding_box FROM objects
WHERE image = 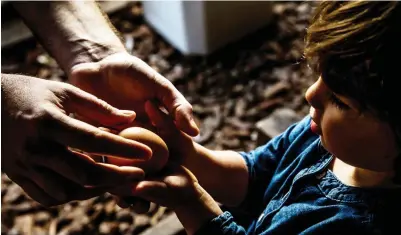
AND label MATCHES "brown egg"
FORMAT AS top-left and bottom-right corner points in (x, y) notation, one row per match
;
(107, 127), (169, 173)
